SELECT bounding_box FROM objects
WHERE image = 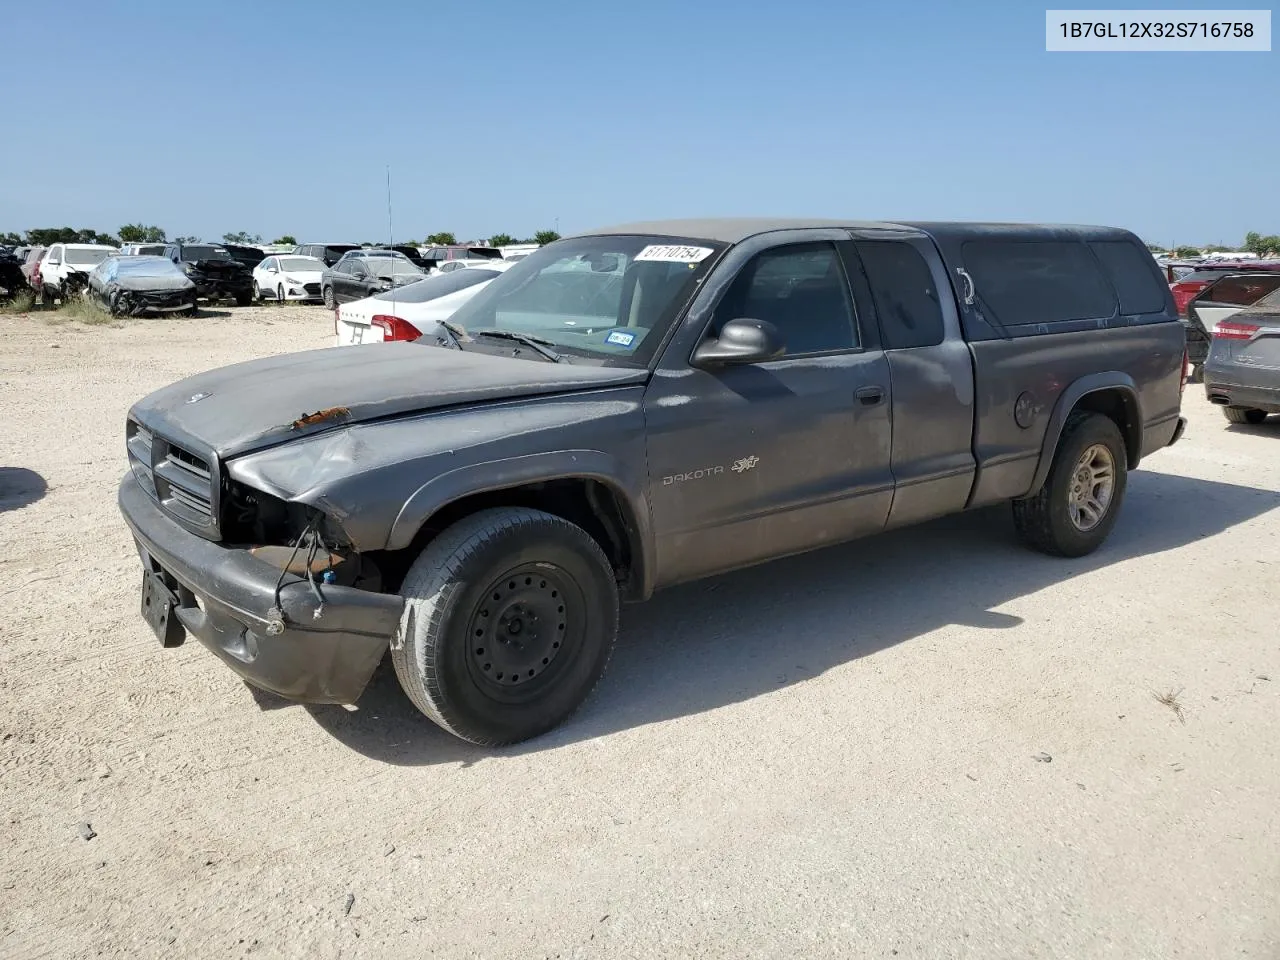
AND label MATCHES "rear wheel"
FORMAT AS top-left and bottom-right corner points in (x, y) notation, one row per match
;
(1224, 406), (1268, 425)
(1013, 412), (1128, 557)
(392, 507), (619, 746)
